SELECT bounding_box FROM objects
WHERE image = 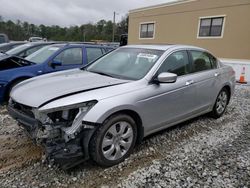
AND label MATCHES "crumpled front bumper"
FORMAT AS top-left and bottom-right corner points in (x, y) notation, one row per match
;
(8, 102), (96, 169)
